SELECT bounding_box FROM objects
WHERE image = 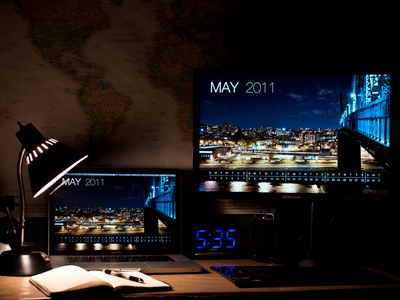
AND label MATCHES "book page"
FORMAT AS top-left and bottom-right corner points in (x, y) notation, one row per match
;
(30, 265), (112, 296)
(90, 271), (171, 289)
